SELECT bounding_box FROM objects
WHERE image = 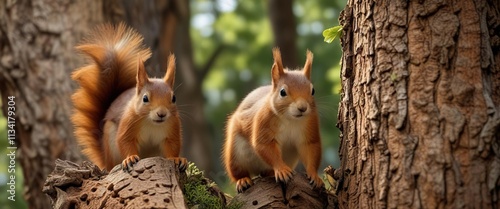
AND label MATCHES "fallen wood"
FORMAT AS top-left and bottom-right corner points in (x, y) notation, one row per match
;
(43, 158), (336, 208)
(43, 157), (187, 209)
(230, 174), (330, 209)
